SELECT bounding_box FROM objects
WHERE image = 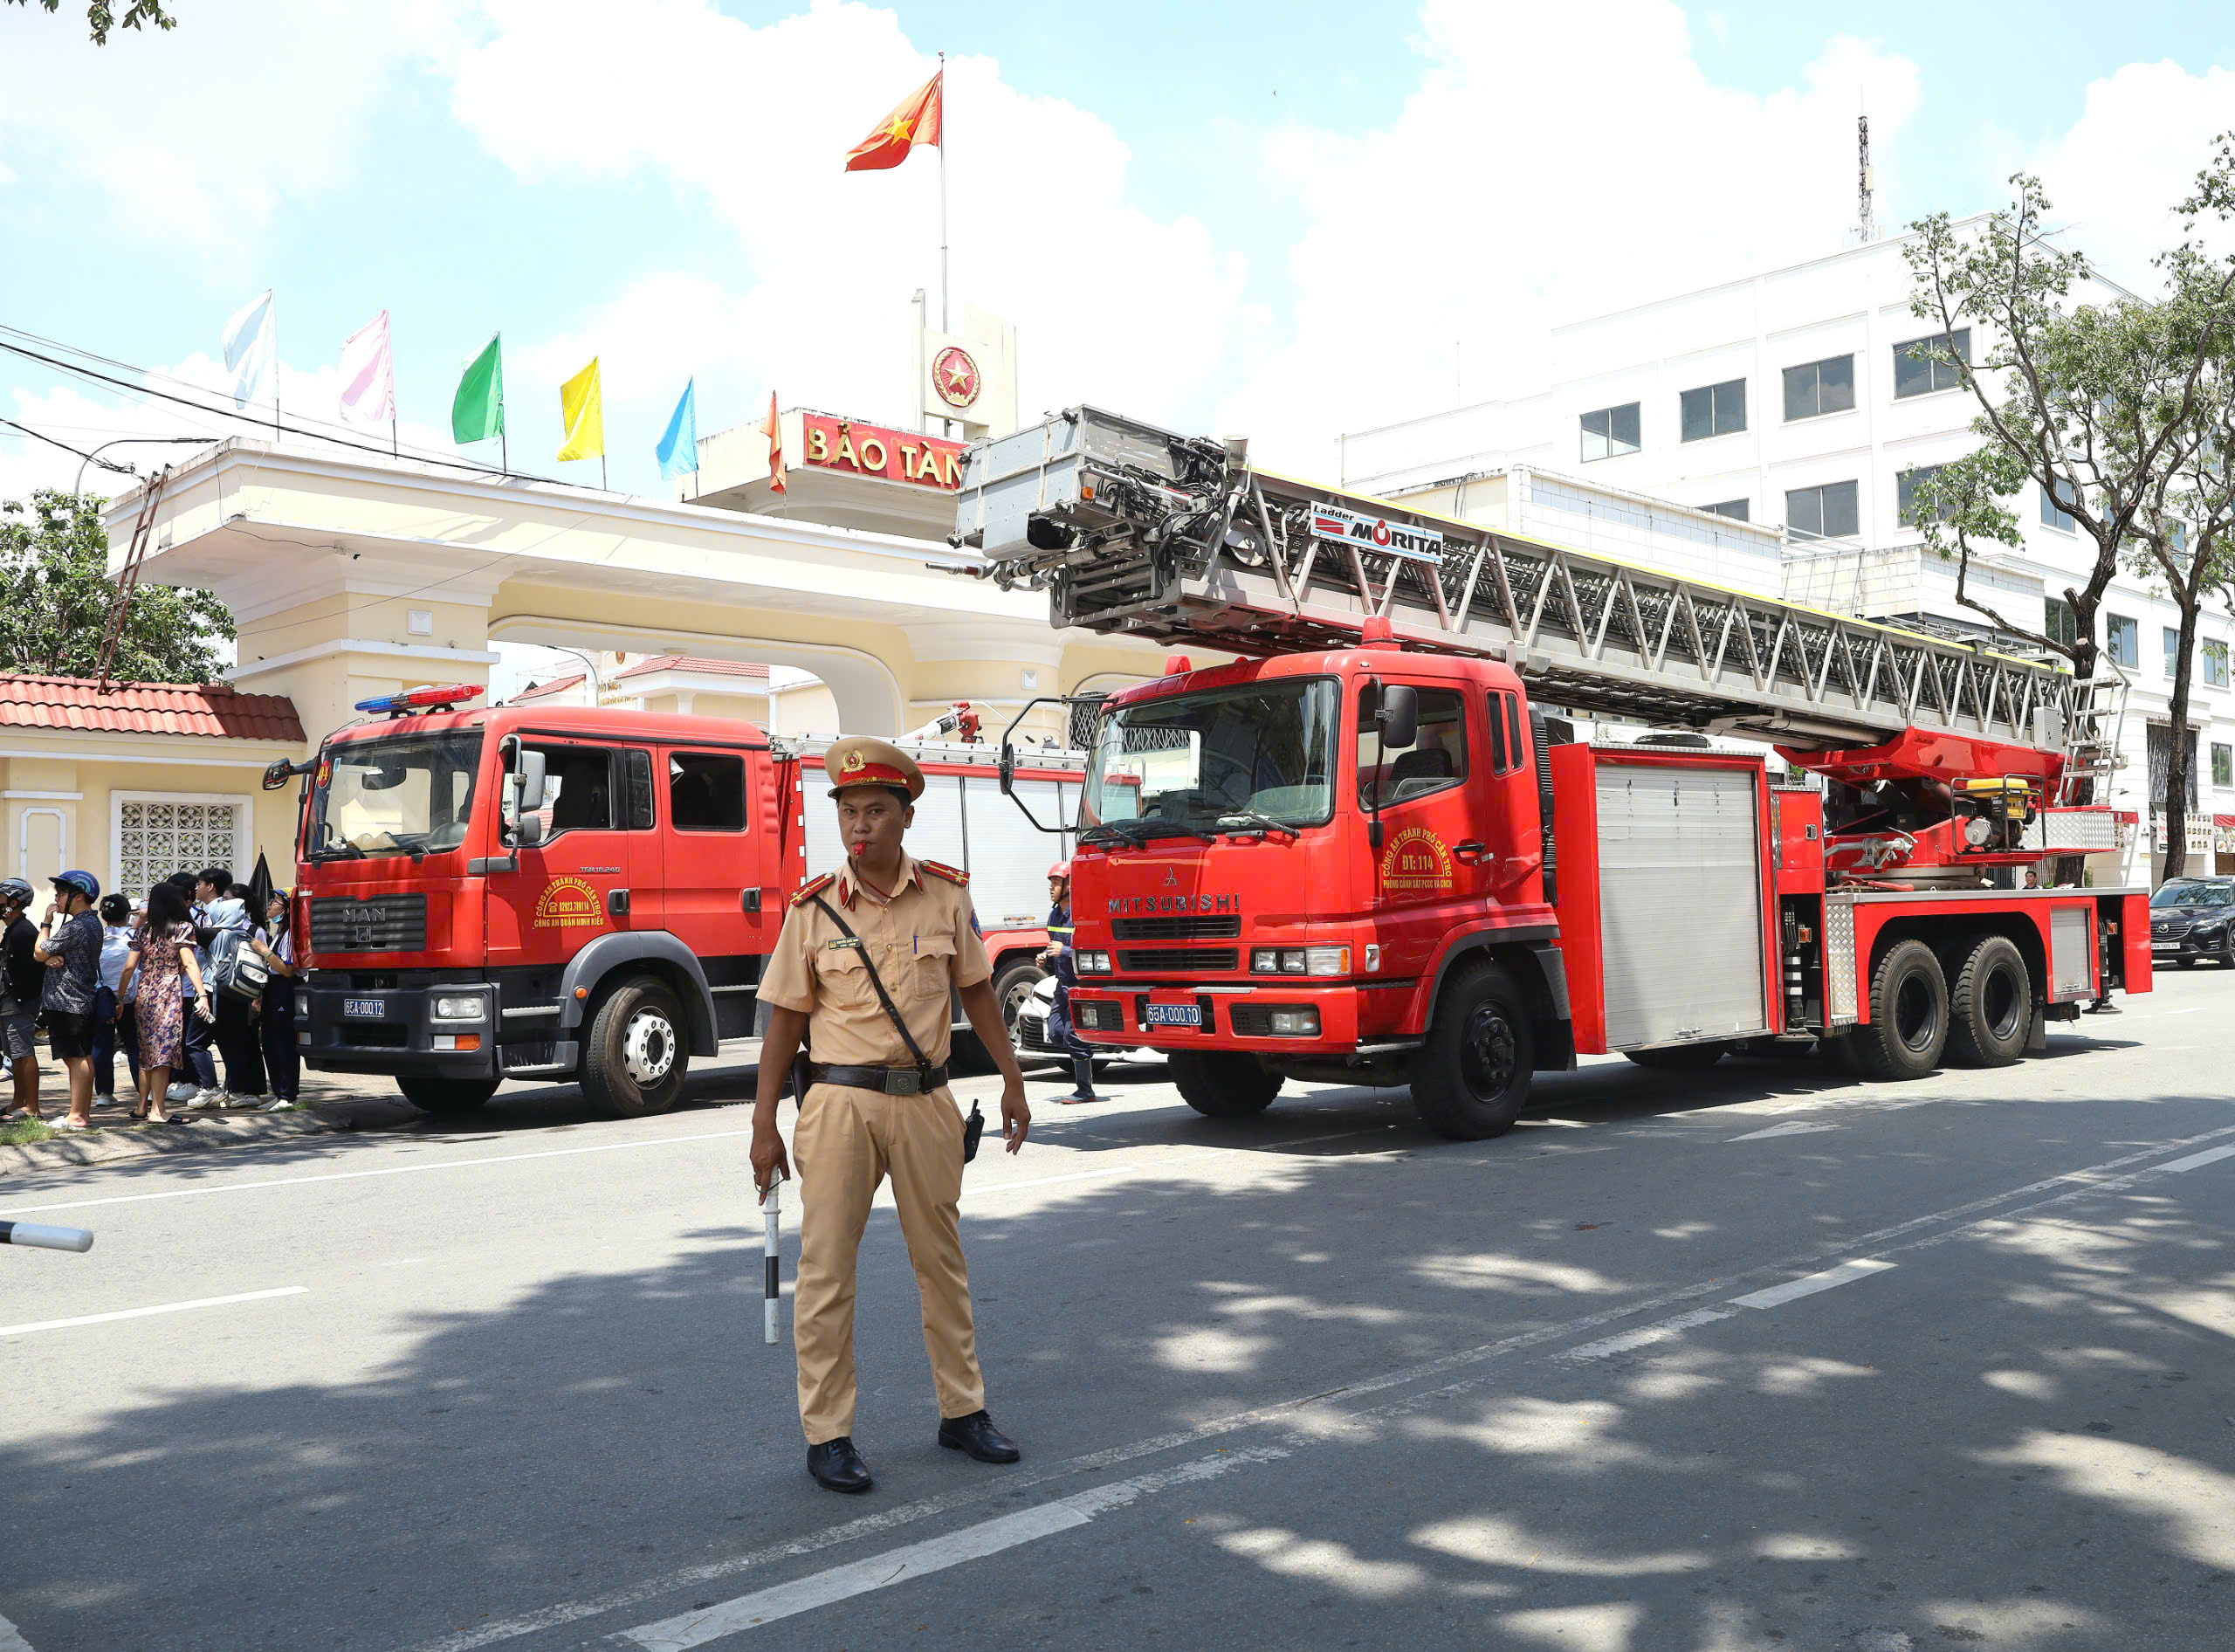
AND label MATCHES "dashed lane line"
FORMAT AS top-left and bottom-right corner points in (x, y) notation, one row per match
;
(399, 1122), (2235, 1652)
(0, 1286), (308, 1339)
(2158, 1143), (2235, 1174)
(1725, 1120), (1843, 1142)
(1727, 1256), (1896, 1309)
(0, 1608), (34, 1652)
